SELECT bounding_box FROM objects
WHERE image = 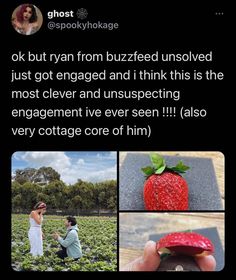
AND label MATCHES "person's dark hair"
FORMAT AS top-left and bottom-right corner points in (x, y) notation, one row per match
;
(66, 216), (77, 226)
(16, 4), (38, 23)
(33, 201), (46, 210)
